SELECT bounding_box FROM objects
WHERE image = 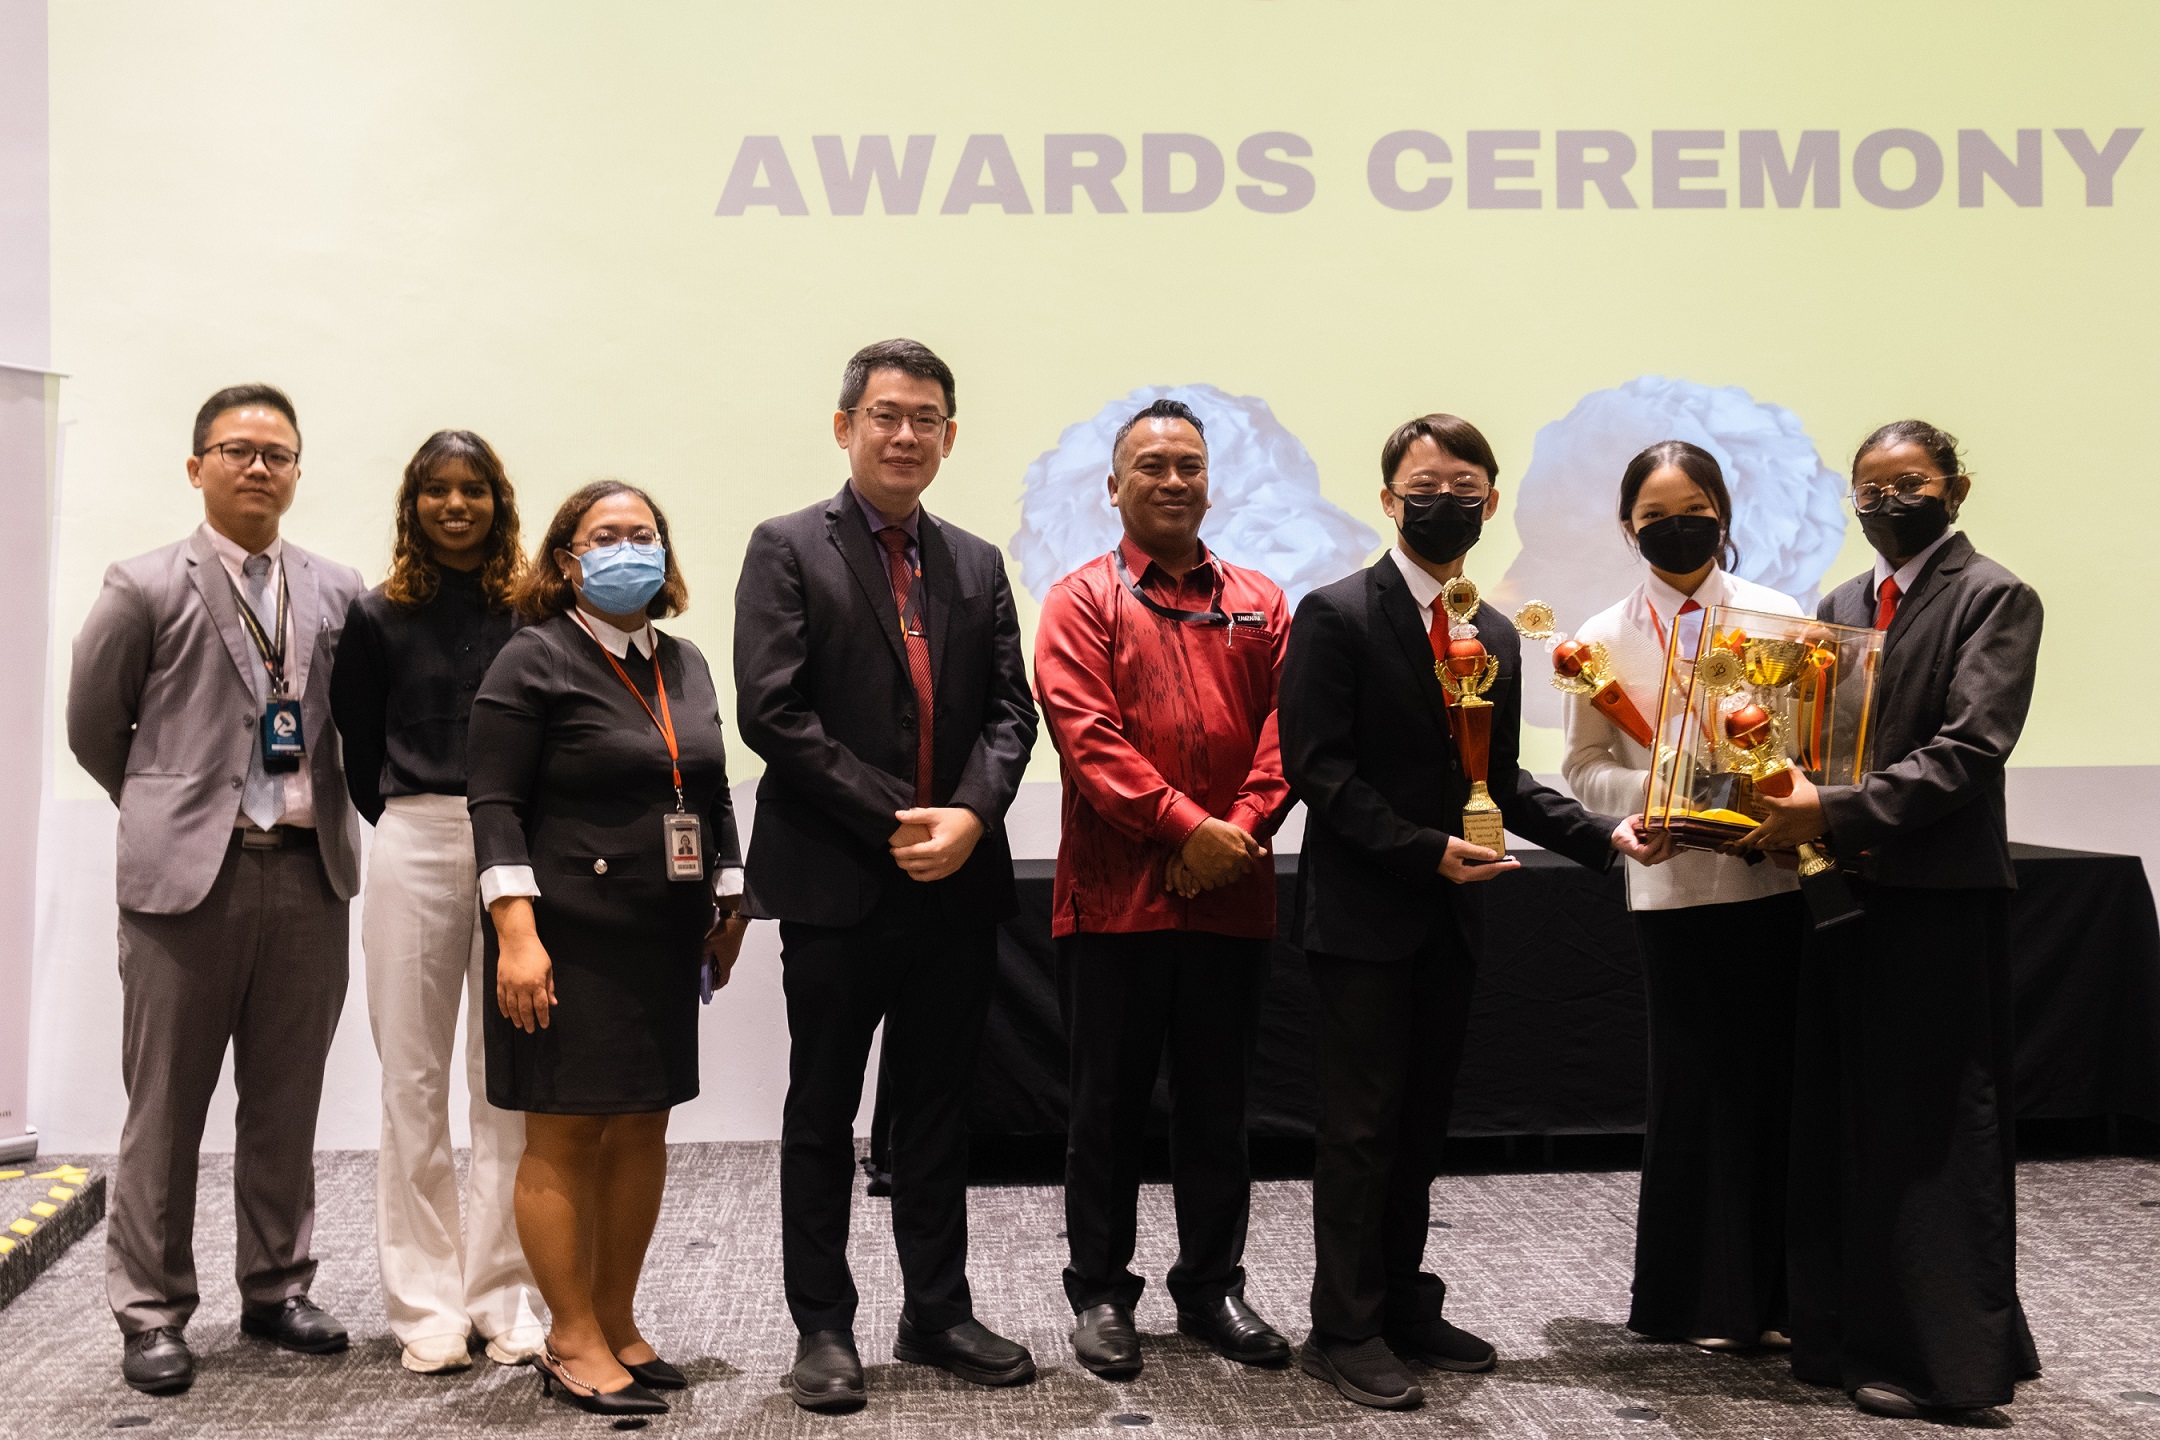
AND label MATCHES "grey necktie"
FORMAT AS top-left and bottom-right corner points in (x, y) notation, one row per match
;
(239, 553), (281, 830)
